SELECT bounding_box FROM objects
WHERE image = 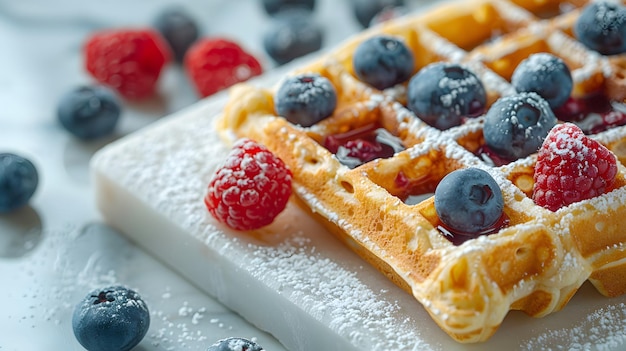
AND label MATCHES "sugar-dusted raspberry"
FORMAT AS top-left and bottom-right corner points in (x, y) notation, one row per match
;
(84, 29), (172, 100)
(532, 123), (618, 211)
(185, 38), (263, 97)
(205, 139), (292, 231)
